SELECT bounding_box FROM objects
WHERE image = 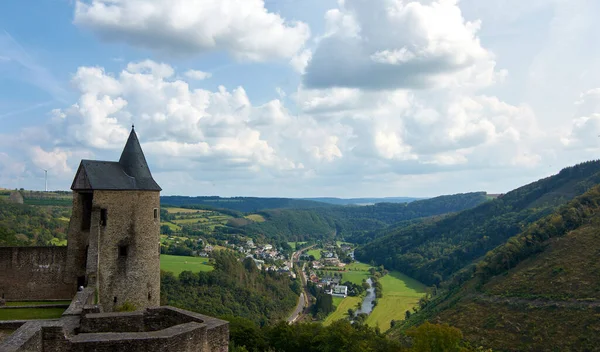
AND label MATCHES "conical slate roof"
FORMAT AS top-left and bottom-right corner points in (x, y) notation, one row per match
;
(71, 126), (162, 191)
